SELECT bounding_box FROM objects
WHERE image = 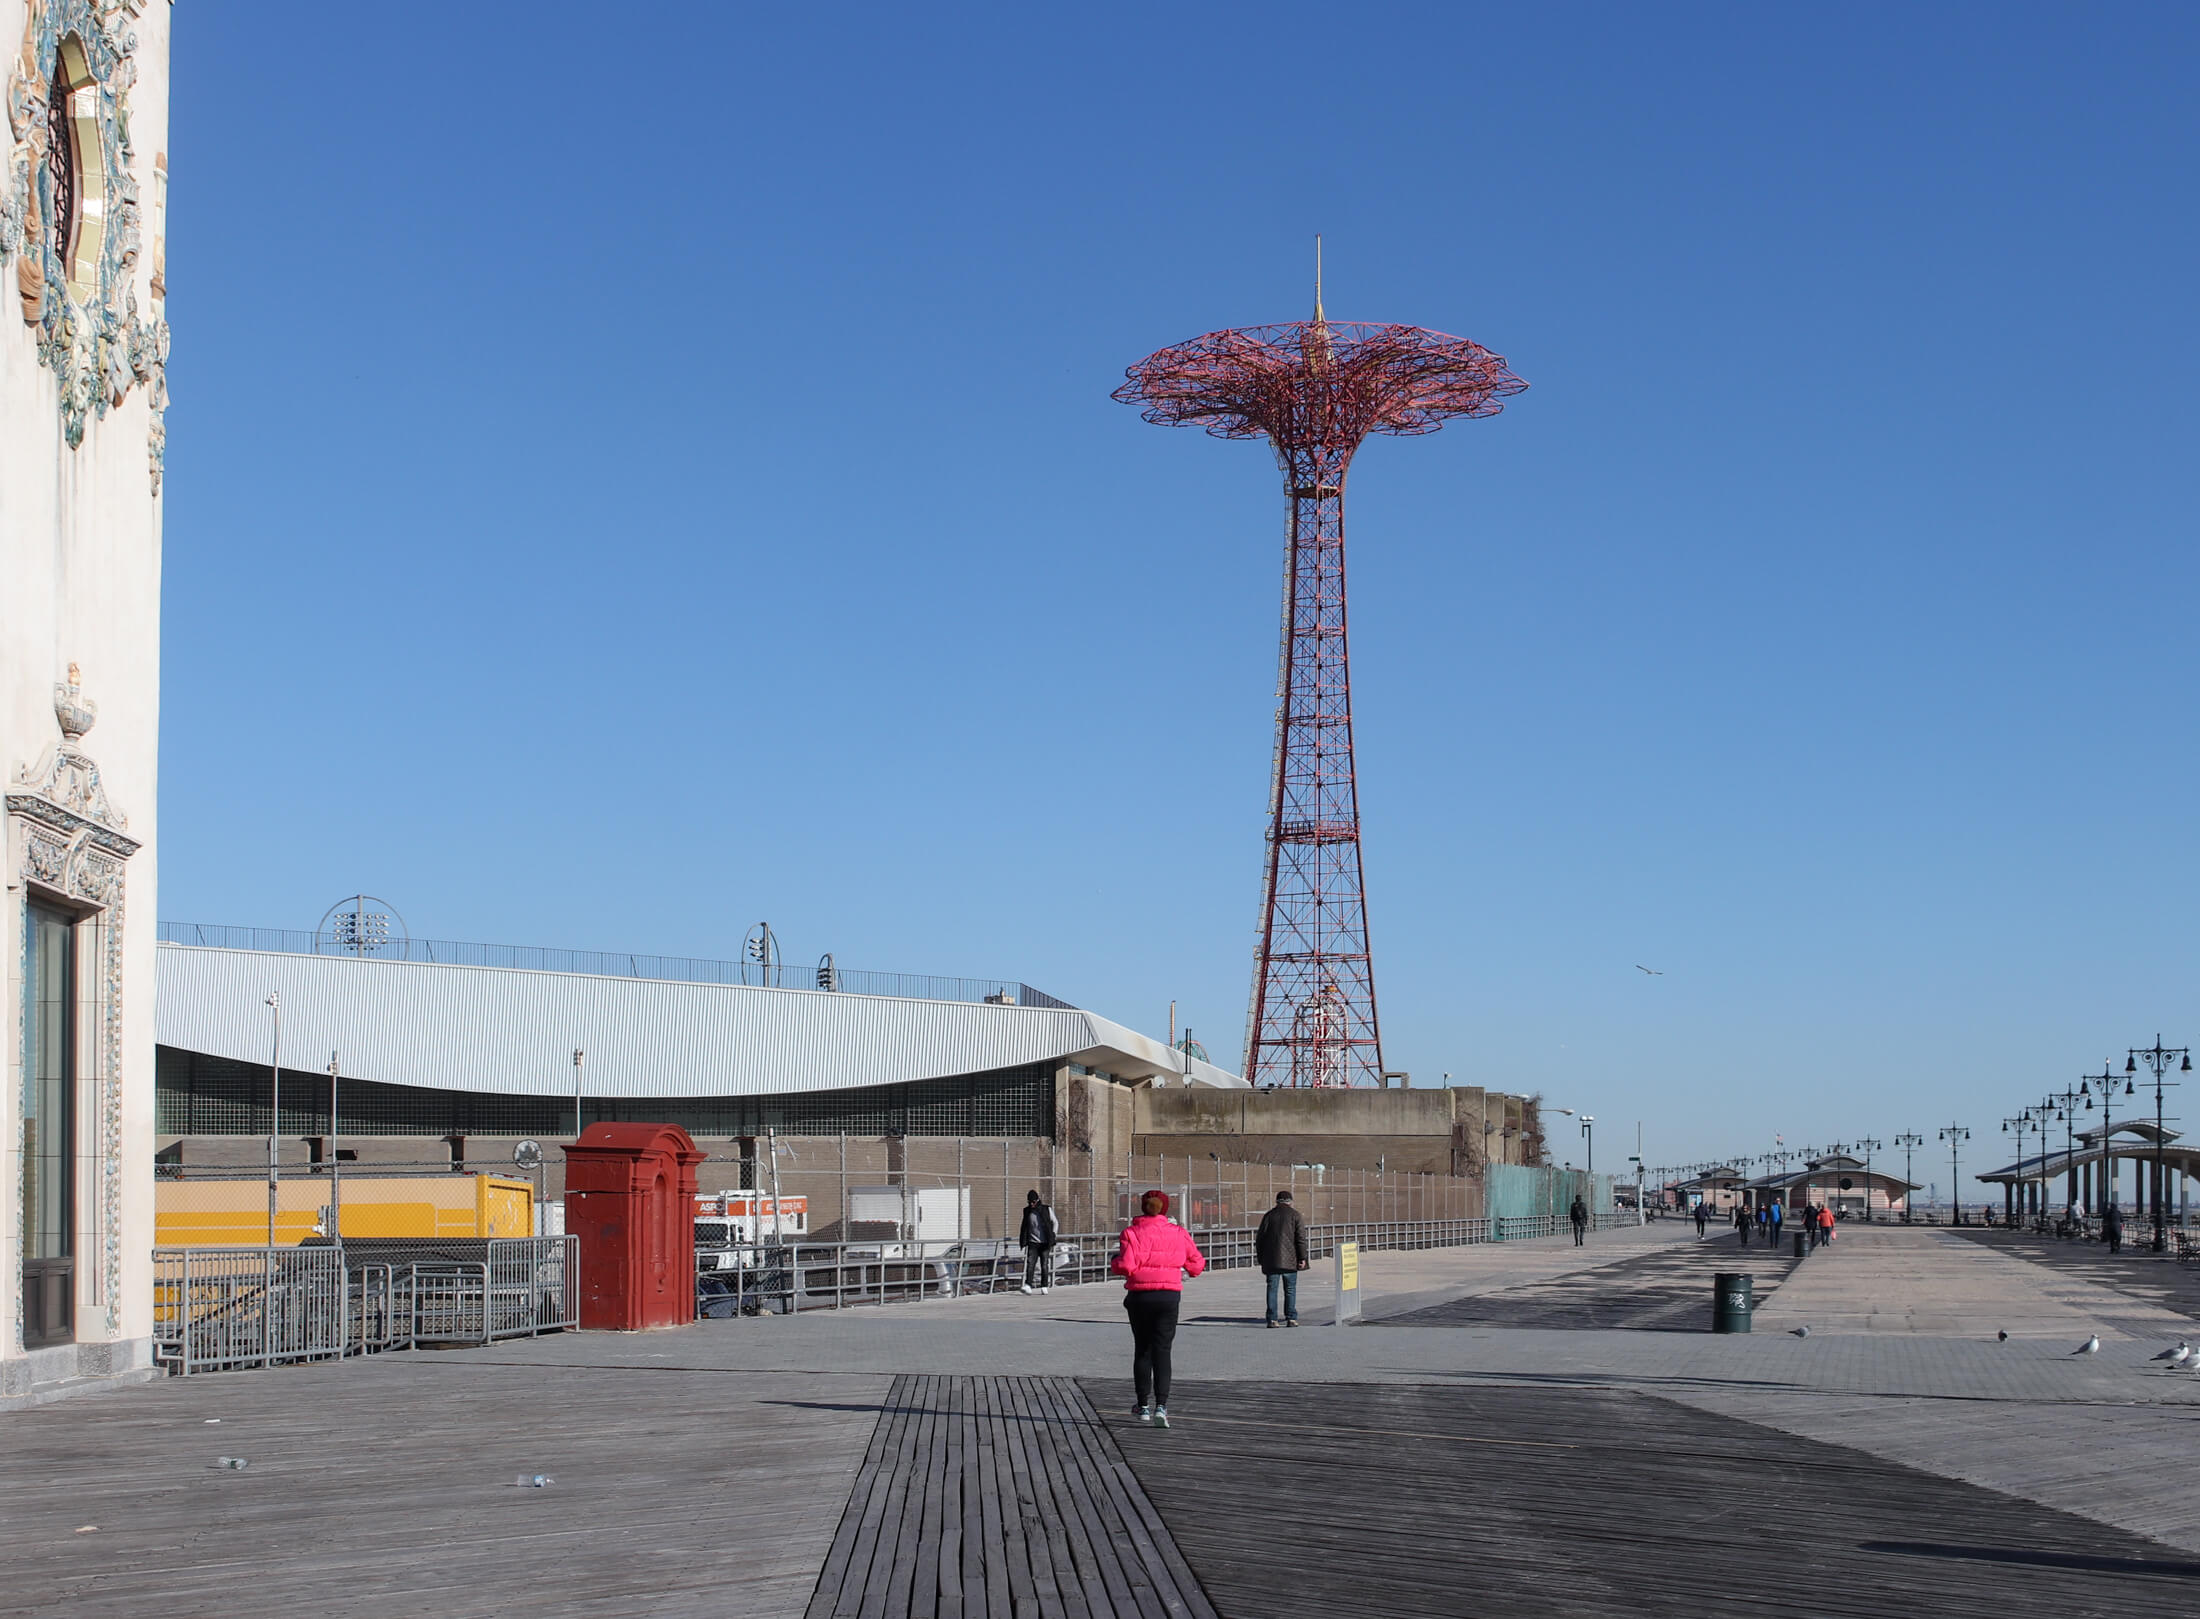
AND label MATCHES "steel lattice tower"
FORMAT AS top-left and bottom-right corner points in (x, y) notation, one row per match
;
(1115, 283), (1524, 1087)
